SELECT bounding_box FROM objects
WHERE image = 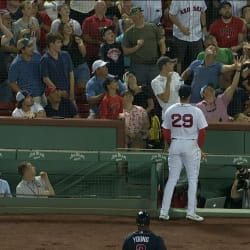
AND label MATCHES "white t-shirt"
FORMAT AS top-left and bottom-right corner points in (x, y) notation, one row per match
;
(169, 0), (207, 42)
(50, 18), (82, 36)
(132, 0), (162, 23)
(70, 0), (96, 14)
(44, 0), (65, 21)
(151, 72), (183, 118)
(162, 103), (208, 140)
(12, 103), (44, 118)
(16, 176), (47, 198)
